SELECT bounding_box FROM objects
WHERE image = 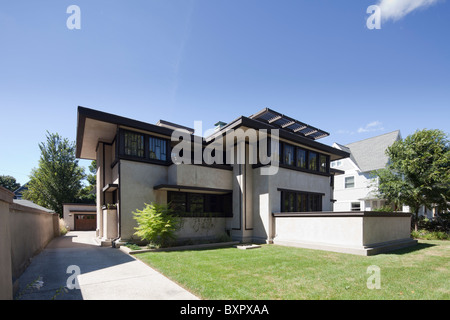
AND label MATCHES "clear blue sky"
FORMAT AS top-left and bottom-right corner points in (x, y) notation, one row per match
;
(1, 0), (449, 186)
